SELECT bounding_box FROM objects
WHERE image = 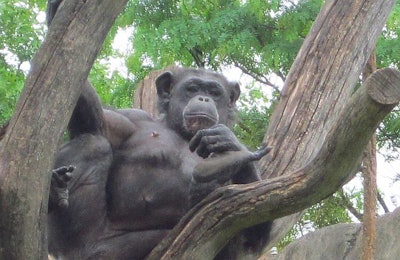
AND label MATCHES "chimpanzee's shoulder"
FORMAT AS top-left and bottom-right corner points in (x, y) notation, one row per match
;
(115, 108), (155, 123)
